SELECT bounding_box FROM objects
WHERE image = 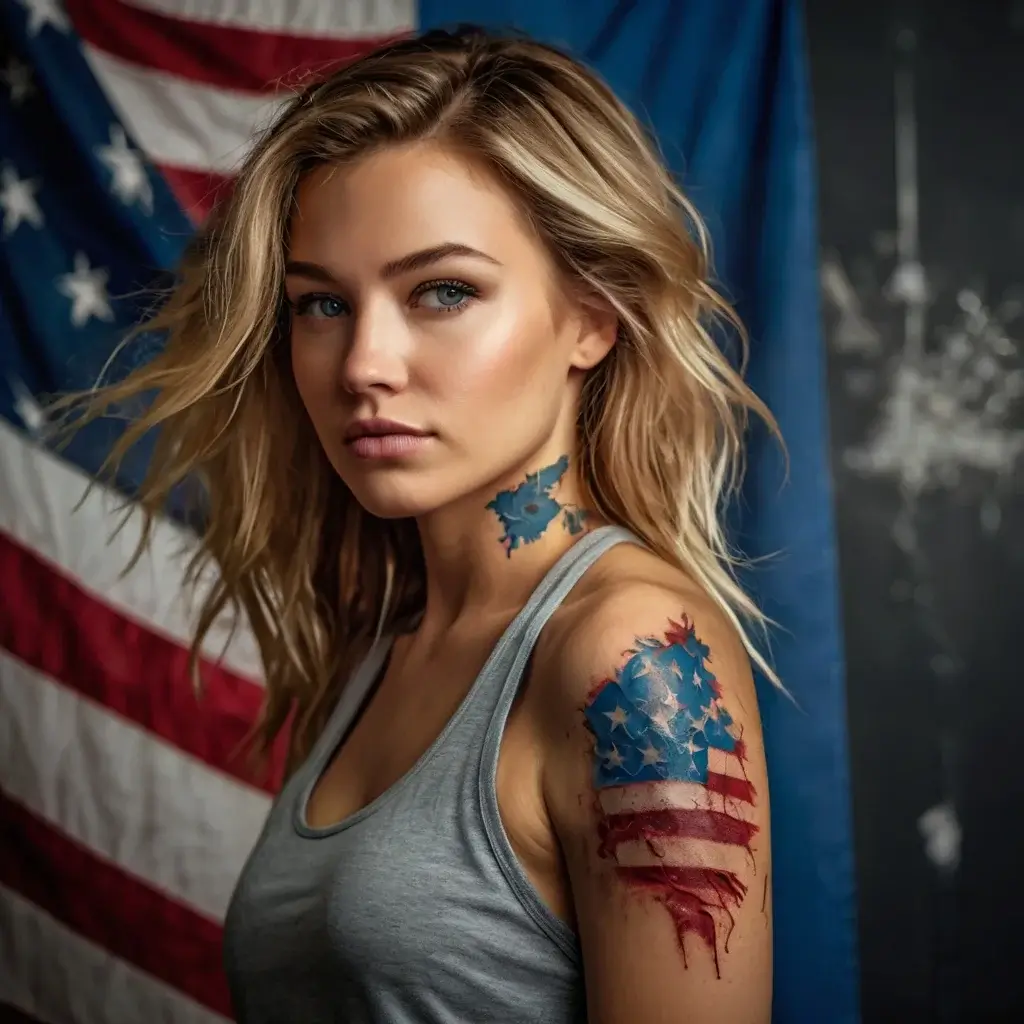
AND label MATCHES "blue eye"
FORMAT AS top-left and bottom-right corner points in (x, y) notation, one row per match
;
(415, 280), (477, 313)
(293, 294), (347, 319)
